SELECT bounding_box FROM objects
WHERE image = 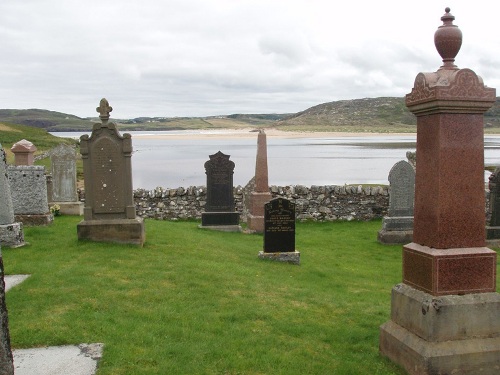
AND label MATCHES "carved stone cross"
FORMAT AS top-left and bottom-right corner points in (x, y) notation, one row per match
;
(96, 98), (112, 121)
